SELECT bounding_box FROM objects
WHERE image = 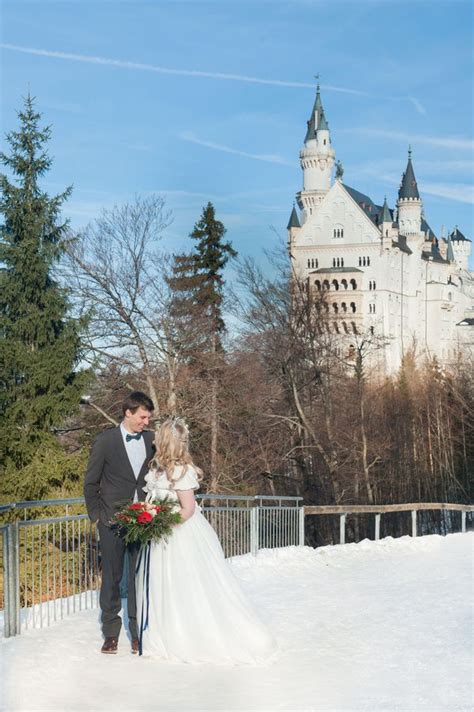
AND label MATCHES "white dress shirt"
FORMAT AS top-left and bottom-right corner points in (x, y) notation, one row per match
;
(120, 423), (147, 501)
